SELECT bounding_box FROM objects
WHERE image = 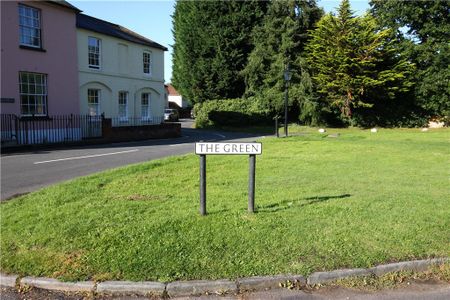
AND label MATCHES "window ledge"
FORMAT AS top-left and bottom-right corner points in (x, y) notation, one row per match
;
(19, 45), (46, 52)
